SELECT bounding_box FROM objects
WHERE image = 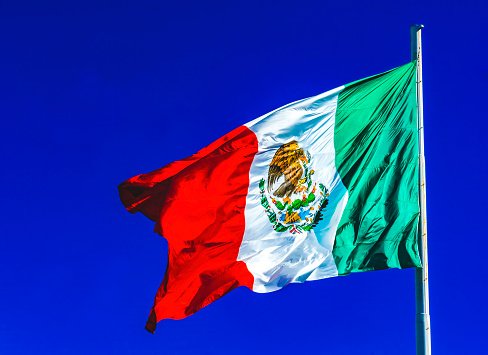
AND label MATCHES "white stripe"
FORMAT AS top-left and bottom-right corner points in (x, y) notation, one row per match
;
(238, 86), (349, 293)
